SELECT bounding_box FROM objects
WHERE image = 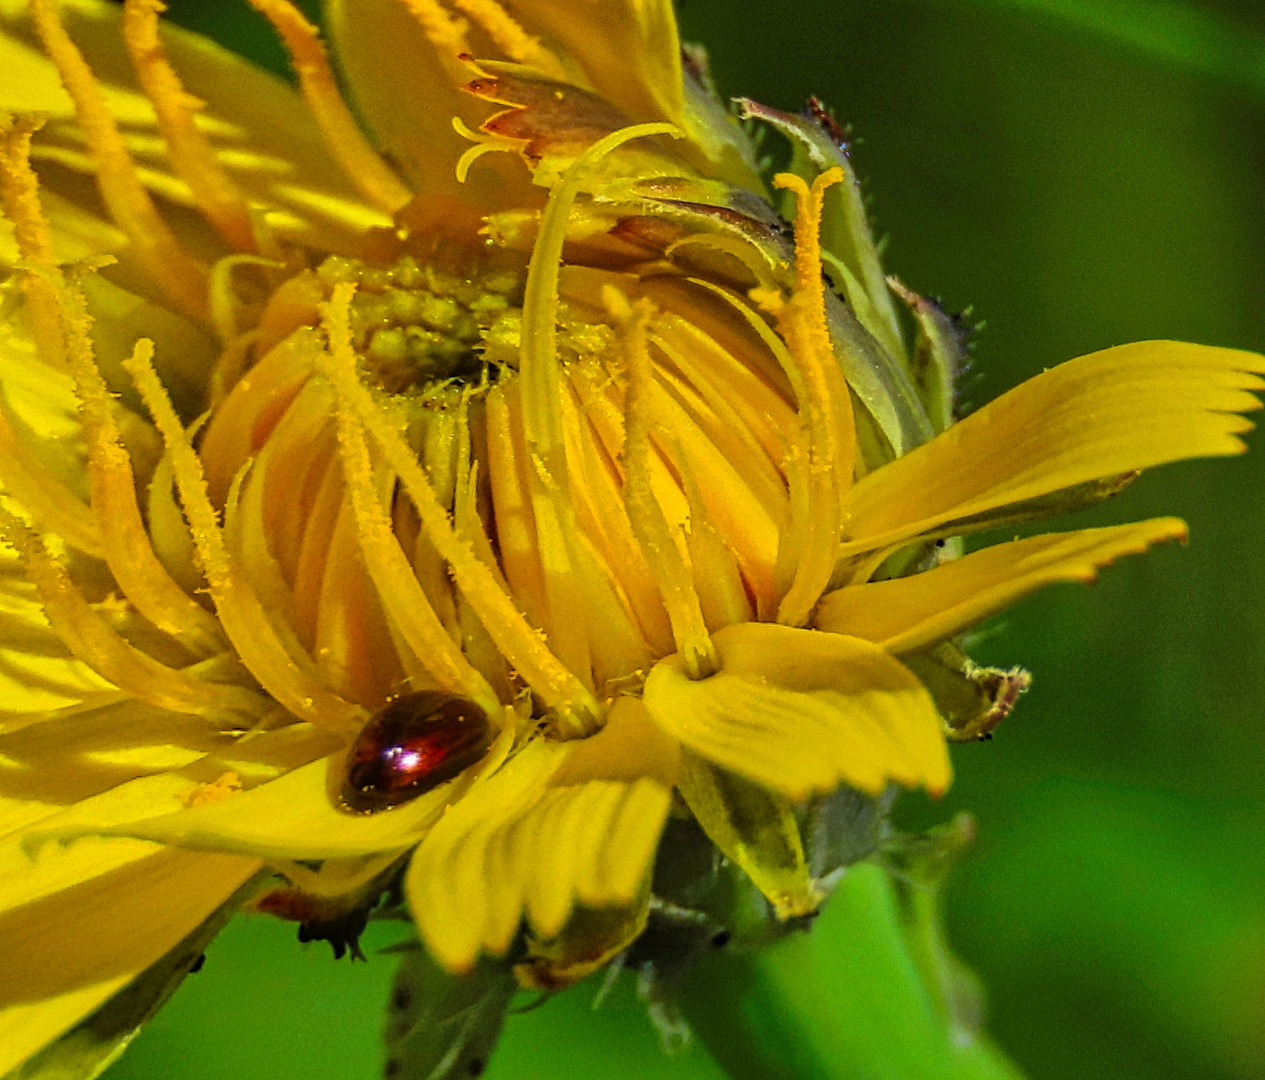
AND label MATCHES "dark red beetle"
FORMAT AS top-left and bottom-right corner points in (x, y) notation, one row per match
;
(342, 691), (492, 813)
